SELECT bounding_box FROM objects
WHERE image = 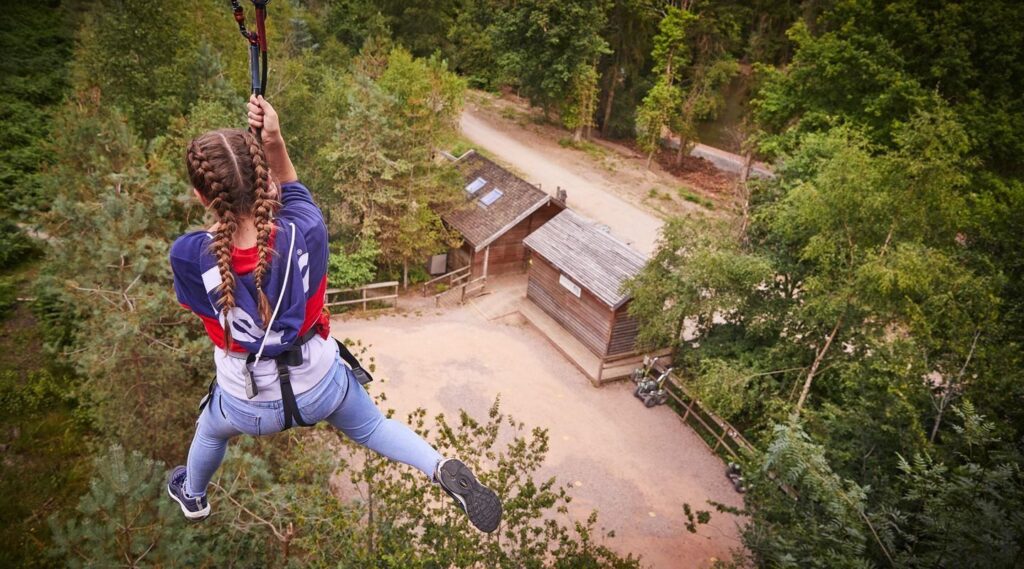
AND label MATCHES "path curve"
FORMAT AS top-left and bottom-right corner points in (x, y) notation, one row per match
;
(460, 108), (663, 256)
